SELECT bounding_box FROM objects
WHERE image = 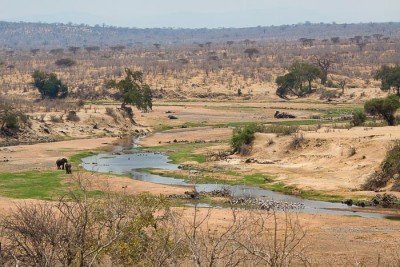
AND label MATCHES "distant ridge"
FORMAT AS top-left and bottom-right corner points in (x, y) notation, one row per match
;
(0, 20), (399, 49)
